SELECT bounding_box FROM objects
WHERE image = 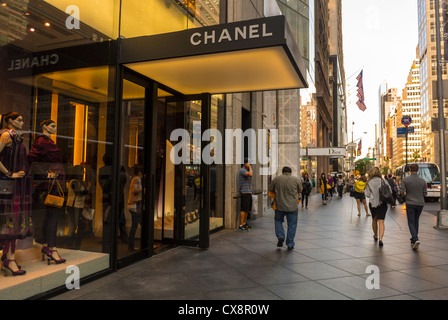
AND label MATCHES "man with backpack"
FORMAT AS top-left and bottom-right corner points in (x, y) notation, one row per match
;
(399, 164), (427, 250)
